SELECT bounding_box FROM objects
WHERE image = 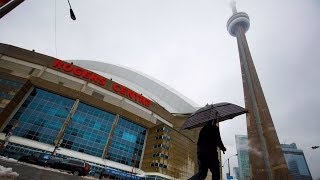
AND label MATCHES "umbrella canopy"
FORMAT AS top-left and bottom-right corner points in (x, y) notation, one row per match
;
(181, 102), (248, 130)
